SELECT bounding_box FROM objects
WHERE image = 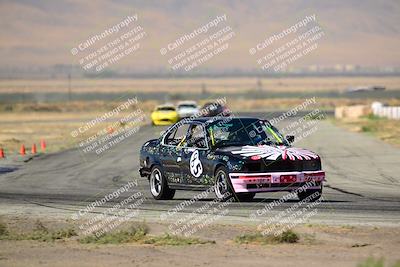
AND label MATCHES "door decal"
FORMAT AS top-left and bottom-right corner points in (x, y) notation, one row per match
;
(190, 150), (203, 177)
